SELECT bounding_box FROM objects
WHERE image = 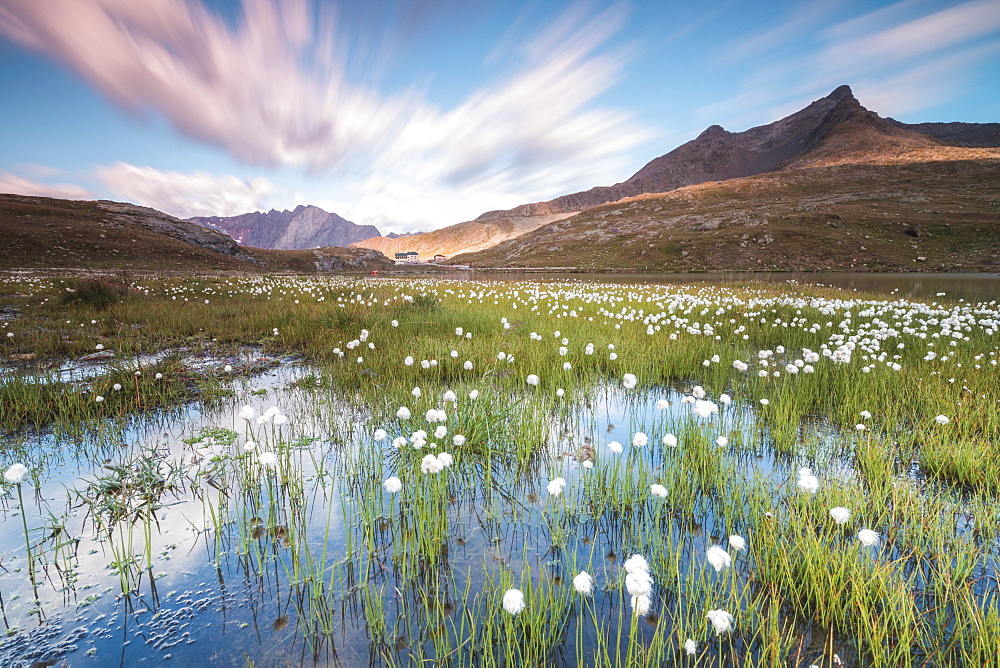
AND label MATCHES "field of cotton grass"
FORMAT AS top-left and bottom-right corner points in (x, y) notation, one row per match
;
(0, 272), (999, 666)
